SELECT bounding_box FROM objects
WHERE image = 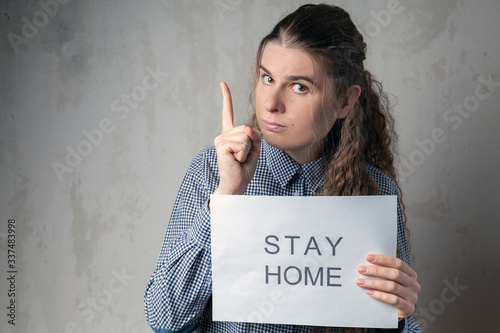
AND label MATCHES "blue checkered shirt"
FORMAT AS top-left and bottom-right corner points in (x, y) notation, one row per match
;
(144, 139), (421, 333)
